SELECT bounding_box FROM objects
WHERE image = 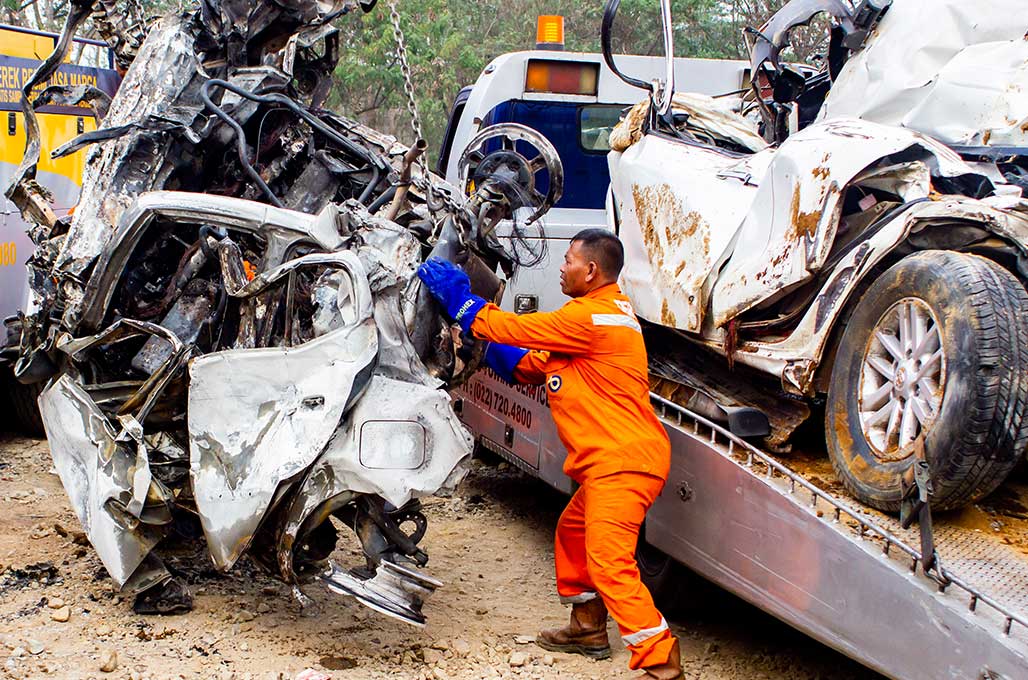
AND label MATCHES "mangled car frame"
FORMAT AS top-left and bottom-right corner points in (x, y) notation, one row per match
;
(5, 0), (562, 622)
(603, 0), (1028, 512)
